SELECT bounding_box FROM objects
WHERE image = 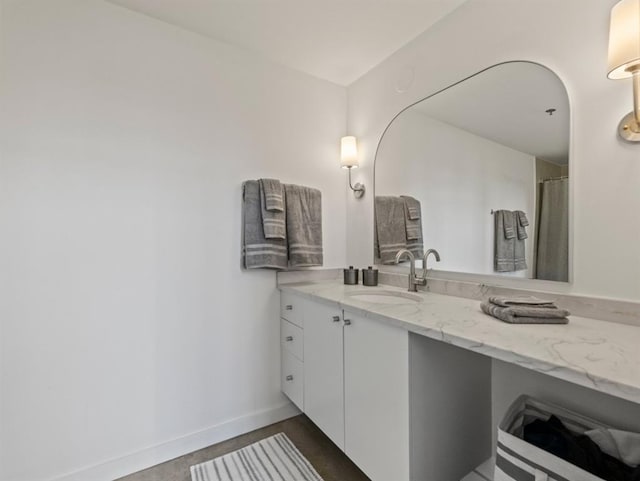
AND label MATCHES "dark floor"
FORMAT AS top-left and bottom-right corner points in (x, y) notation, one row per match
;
(117, 414), (370, 481)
